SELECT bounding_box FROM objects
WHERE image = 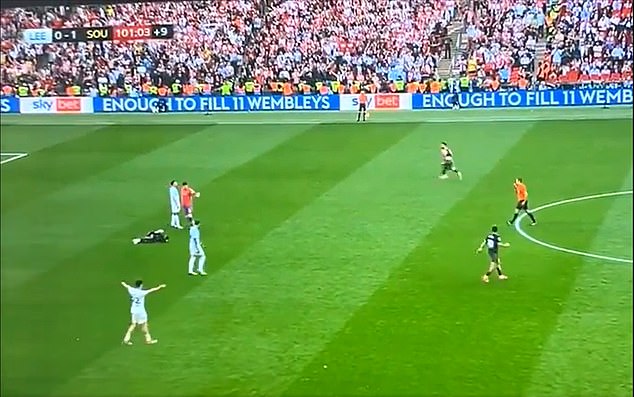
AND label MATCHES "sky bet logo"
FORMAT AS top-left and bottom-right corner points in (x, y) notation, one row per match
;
(21, 97), (83, 113)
